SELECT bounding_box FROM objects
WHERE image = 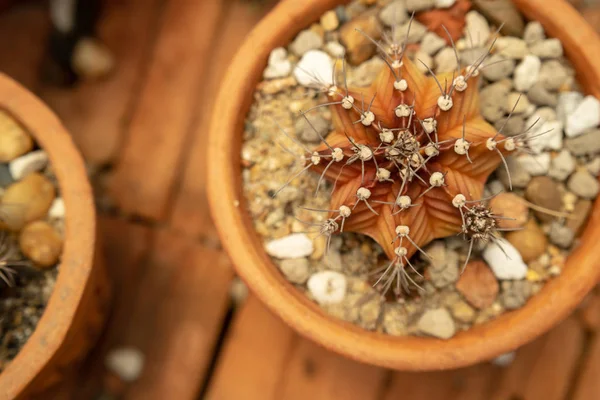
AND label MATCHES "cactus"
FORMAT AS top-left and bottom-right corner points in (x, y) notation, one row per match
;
(276, 22), (533, 295)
